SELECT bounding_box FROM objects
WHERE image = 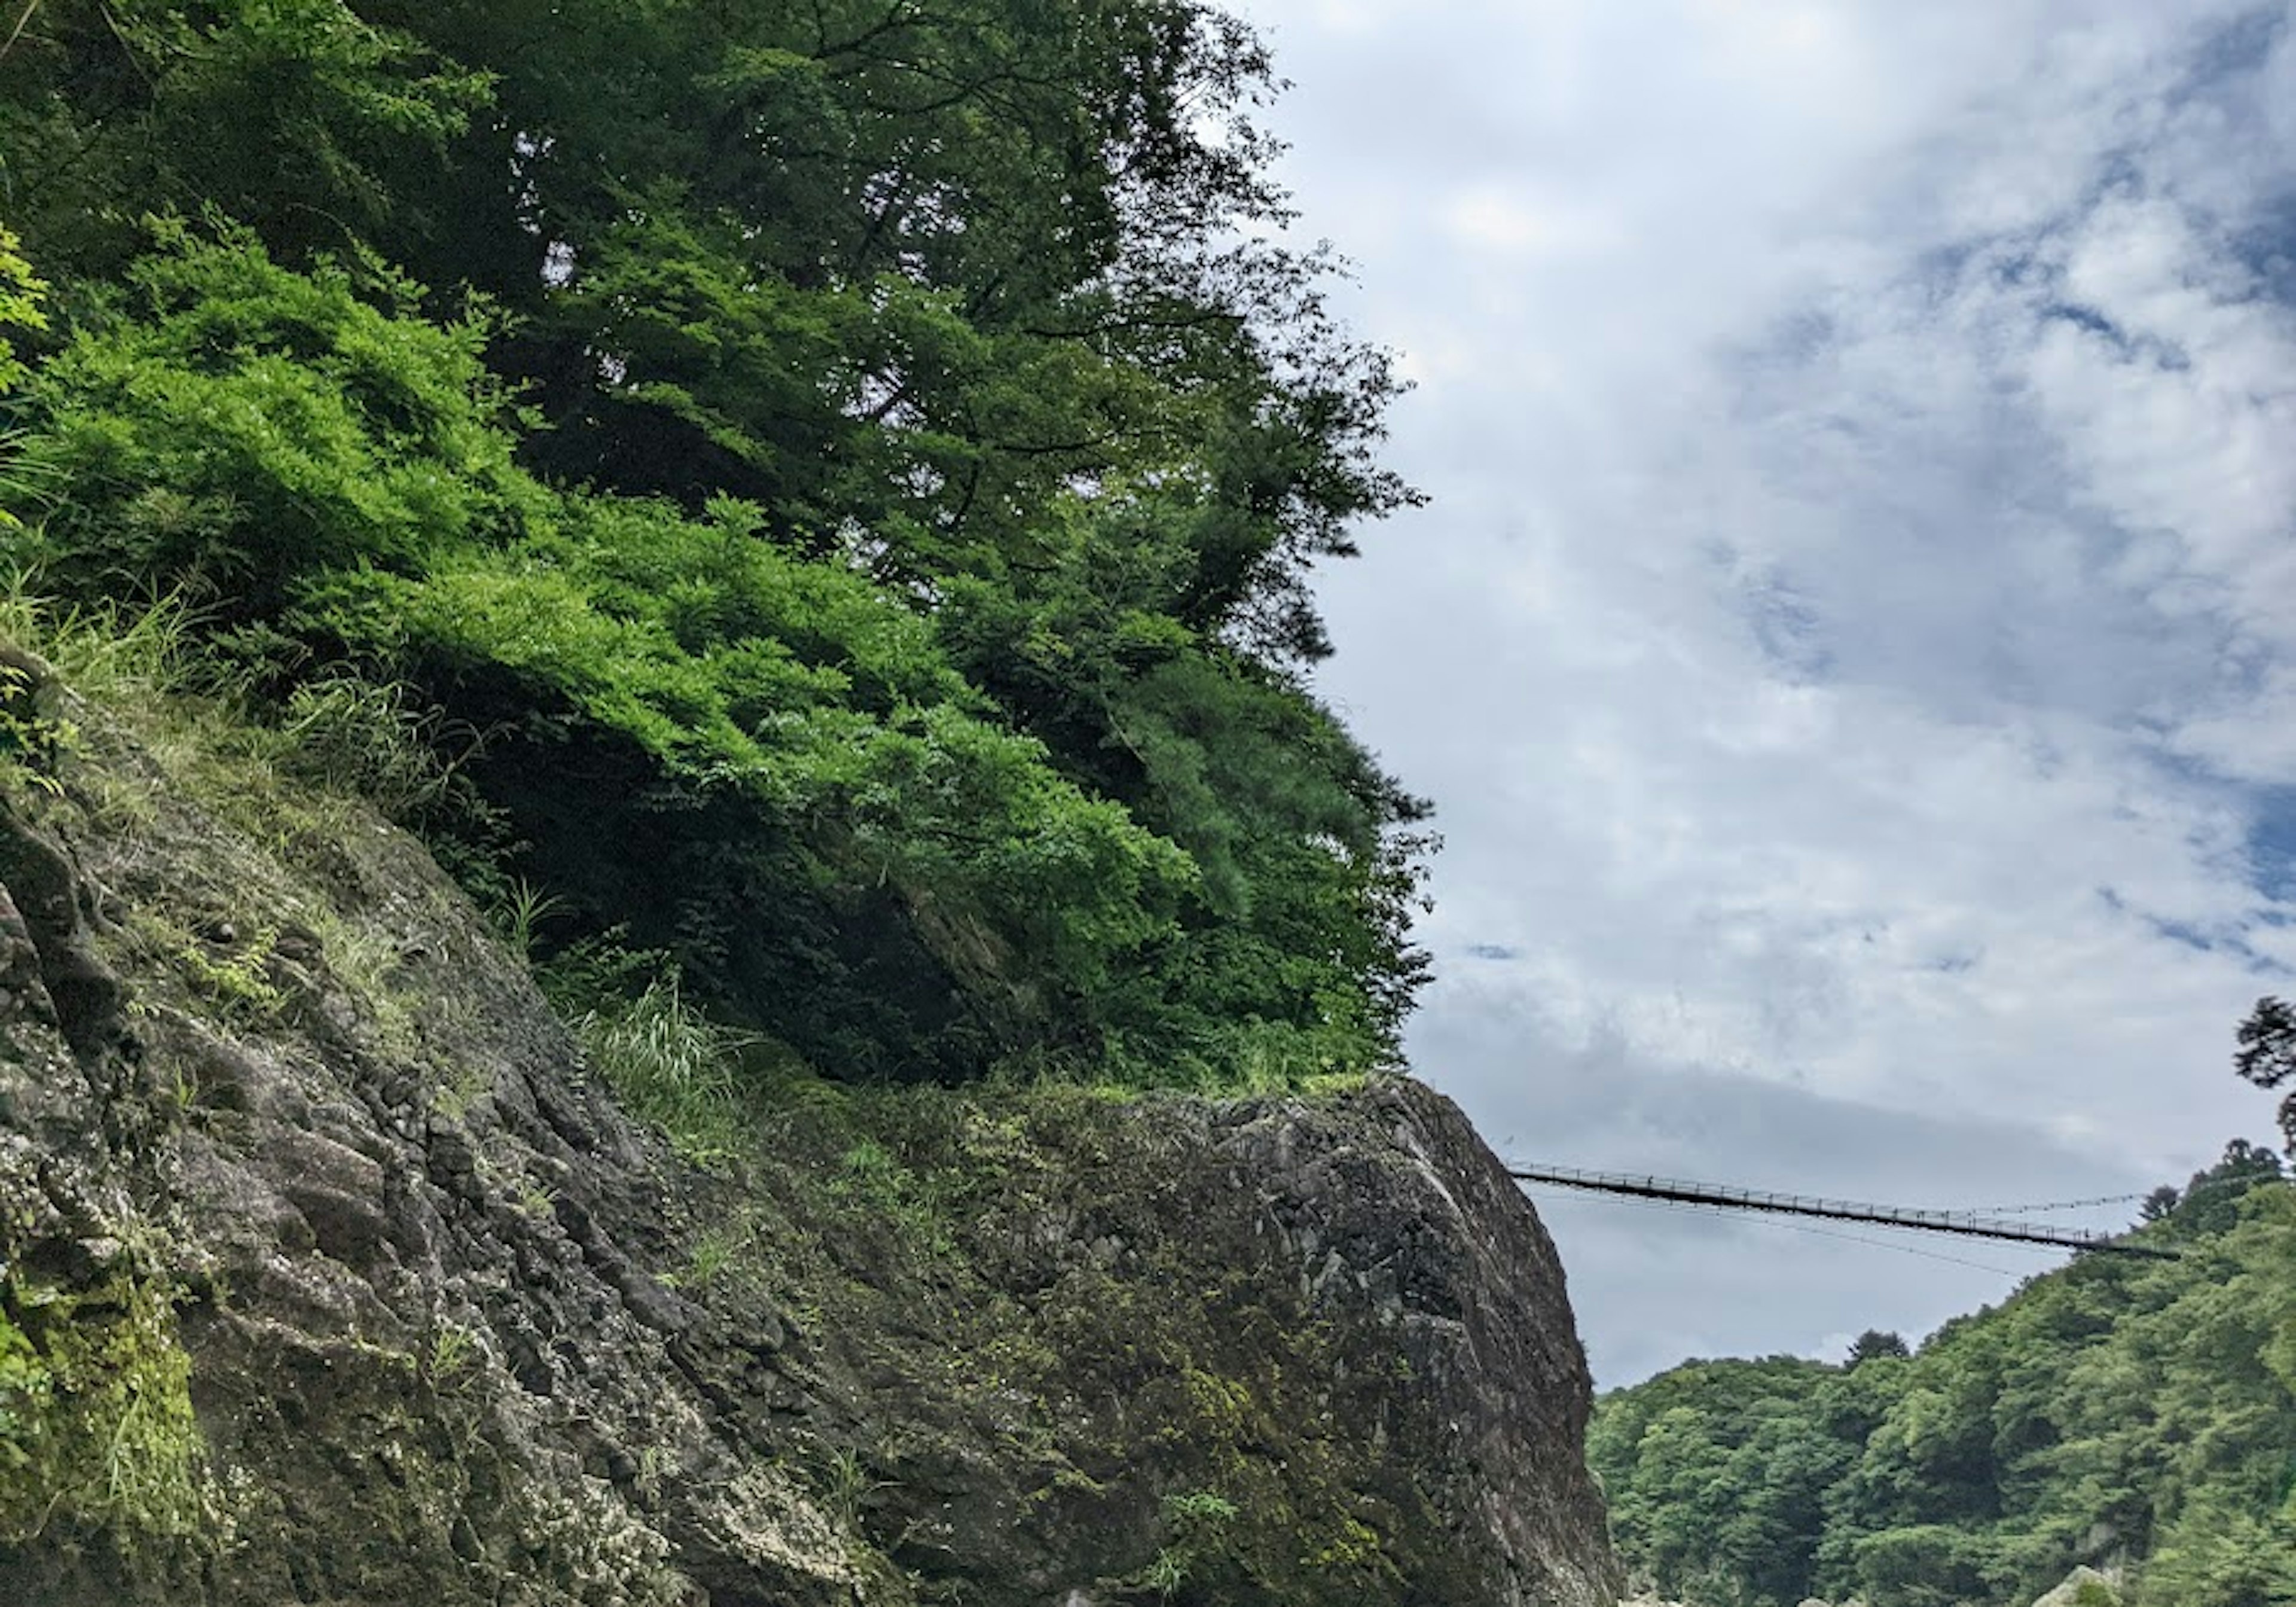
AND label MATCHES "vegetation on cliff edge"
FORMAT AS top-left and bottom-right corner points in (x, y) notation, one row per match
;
(0, 0), (1430, 1088)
